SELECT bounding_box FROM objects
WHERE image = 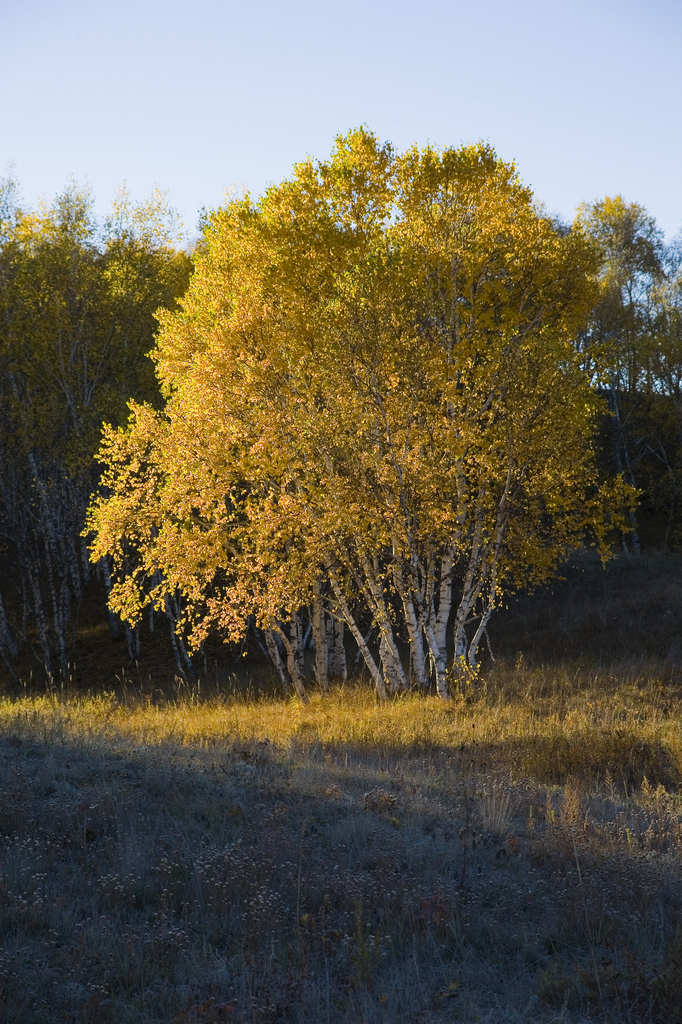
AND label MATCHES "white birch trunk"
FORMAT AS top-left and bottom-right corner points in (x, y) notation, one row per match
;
(164, 594), (195, 679)
(292, 610), (305, 681)
(42, 539), (68, 679)
(164, 595), (187, 678)
(311, 586), (329, 691)
(149, 569), (163, 633)
(432, 546), (455, 656)
(408, 614), (427, 689)
(0, 590), (18, 660)
(468, 511), (506, 669)
(468, 602), (493, 670)
(423, 616), (450, 699)
(0, 588), (19, 682)
(362, 555), (408, 692)
(392, 561), (427, 688)
(455, 465), (512, 676)
(80, 536), (91, 586)
(452, 516), (485, 675)
(100, 557), (121, 640)
(452, 575), (481, 679)
(29, 568), (54, 683)
(276, 618), (309, 703)
(327, 568), (387, 699)
(265, 627), (290, 691)
(126, 622), (140, 661)
(330, 618), (347, 680)
(378, 629), (408, 692)
(379, 633), (408, 694)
